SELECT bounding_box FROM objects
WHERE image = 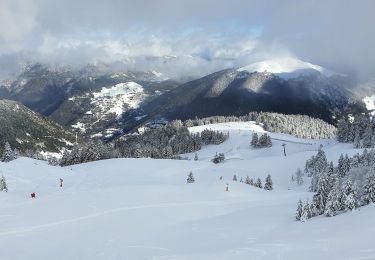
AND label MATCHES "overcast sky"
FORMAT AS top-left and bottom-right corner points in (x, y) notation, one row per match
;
(0, 0), (374, 79)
